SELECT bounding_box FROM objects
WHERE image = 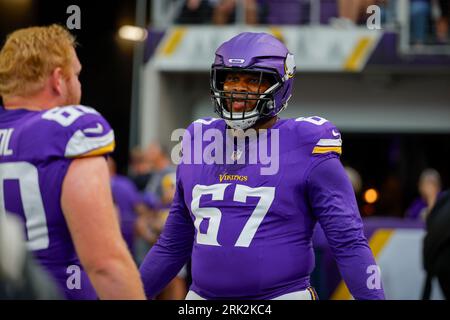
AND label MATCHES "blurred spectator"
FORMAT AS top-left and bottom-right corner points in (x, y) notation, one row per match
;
(381, 0), (397, 26)
(382, 0), (447, 45)
(212, 0), (258, 24)
(345, 166), (363, 195)
(332, 0), (382, 27)
(137, 142), (187, 300)
(151, 171), (188, 300)
(436, 0), (450, 43)
(422, 190), (450, 300)
(345, 166), (367, 215)
(129, 147), (154, 192)
(176, 0), (214, 24)
(376, 0), (447, 46)
(406, 168), (443, 221)
(1, 214), (61, 299)
(410, 0), (432, 46)
(144, 142), (176, 199)
(108, 157), (155, 258)
(258, 0), (303, 25)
